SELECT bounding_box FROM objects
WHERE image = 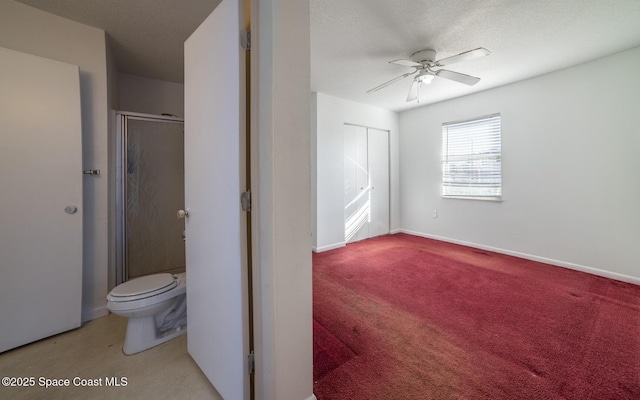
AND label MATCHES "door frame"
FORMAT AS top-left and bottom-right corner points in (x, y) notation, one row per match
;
(238, 1), (315, 399)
